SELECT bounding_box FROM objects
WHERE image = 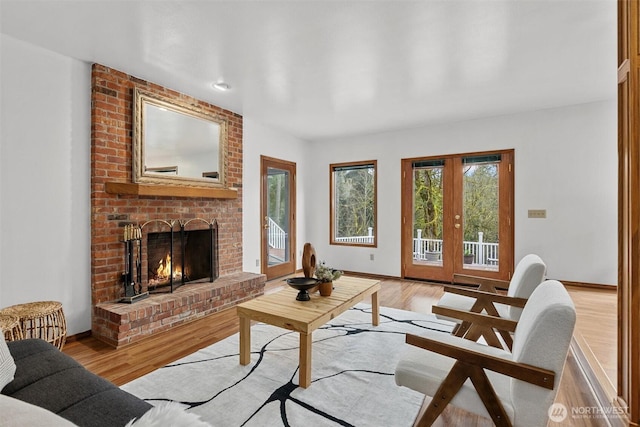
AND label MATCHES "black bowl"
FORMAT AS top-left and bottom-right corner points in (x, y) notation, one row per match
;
(286, 277), (320, 301)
